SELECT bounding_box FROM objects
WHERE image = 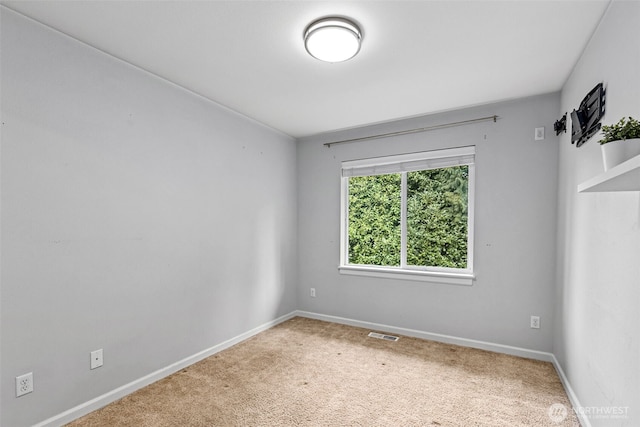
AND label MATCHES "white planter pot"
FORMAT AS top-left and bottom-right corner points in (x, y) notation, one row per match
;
(601, 138), (640, 171)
